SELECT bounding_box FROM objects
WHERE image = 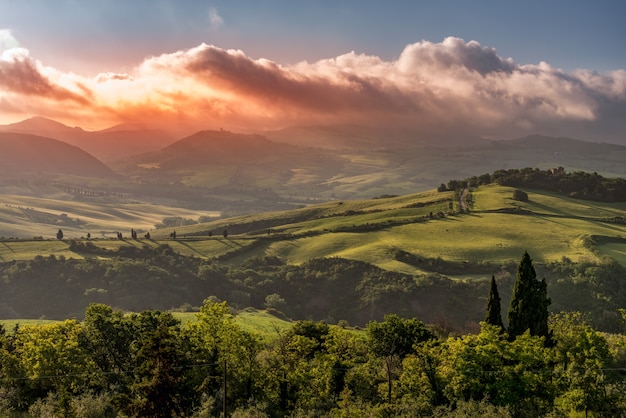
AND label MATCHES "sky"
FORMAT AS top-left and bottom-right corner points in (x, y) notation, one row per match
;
(1, 0), (625, 143)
